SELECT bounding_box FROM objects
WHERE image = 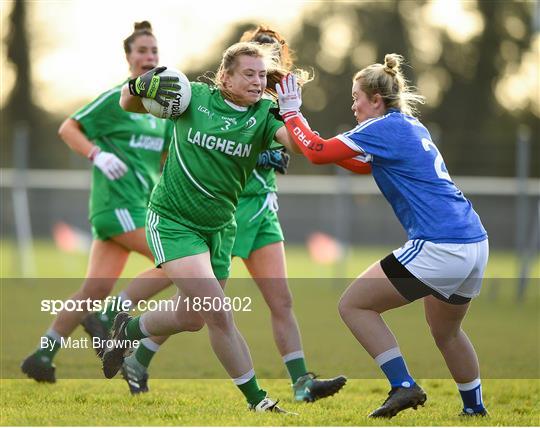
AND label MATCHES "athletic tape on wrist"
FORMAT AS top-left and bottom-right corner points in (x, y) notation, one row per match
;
(87, 146), (101, 162)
